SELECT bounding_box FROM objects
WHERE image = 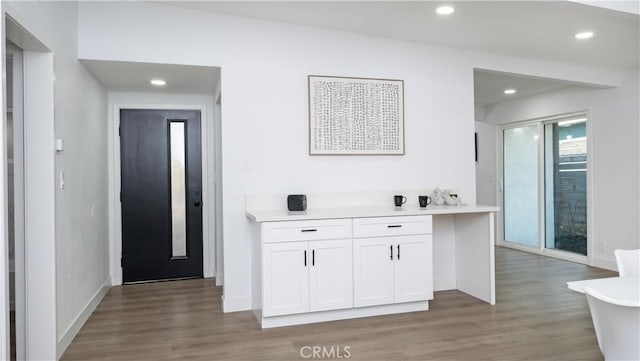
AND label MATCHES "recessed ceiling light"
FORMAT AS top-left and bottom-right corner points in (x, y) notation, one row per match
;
(504, 89), (516, 95)
(150, 79), (167, 86)
(575, 31), (594, 40)
(436, 6), (455, 15)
